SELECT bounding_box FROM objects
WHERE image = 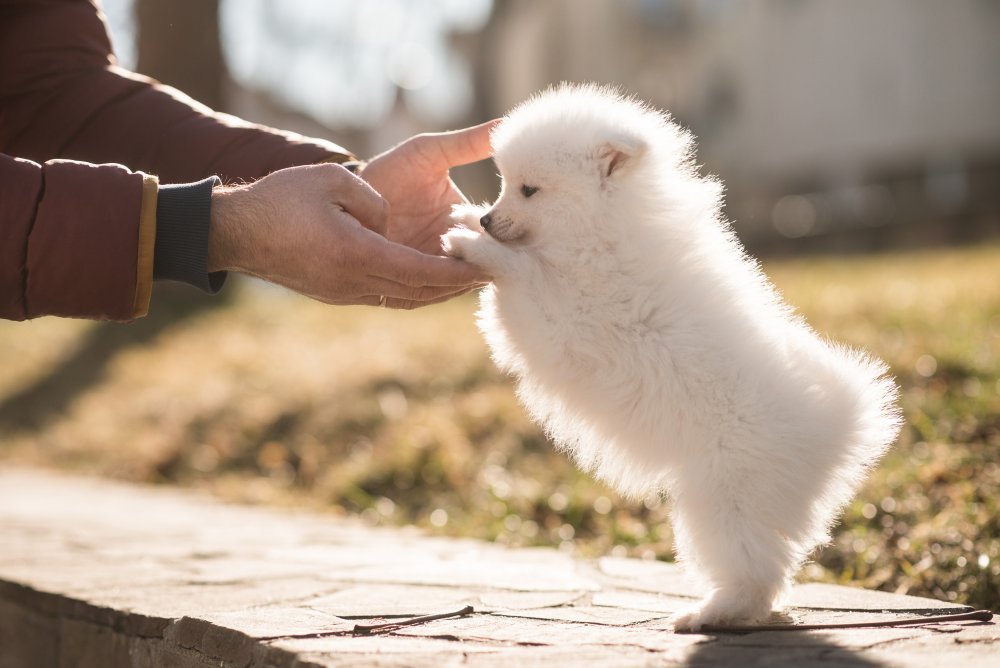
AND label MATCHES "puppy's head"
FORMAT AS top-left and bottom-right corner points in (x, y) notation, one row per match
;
(479, 84), (674, 246)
